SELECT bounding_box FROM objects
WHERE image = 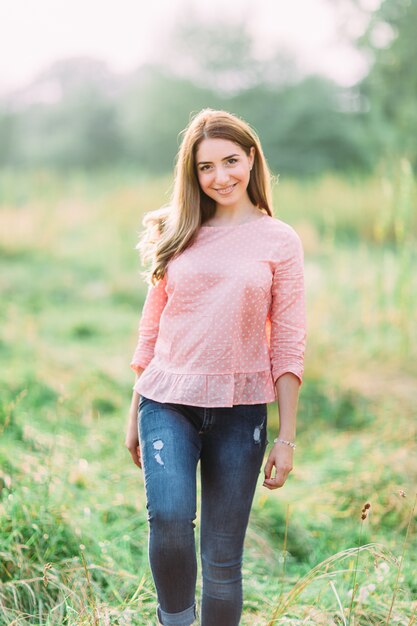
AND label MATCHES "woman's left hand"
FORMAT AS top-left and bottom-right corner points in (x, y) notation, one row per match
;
(263, 444), (294, 490)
